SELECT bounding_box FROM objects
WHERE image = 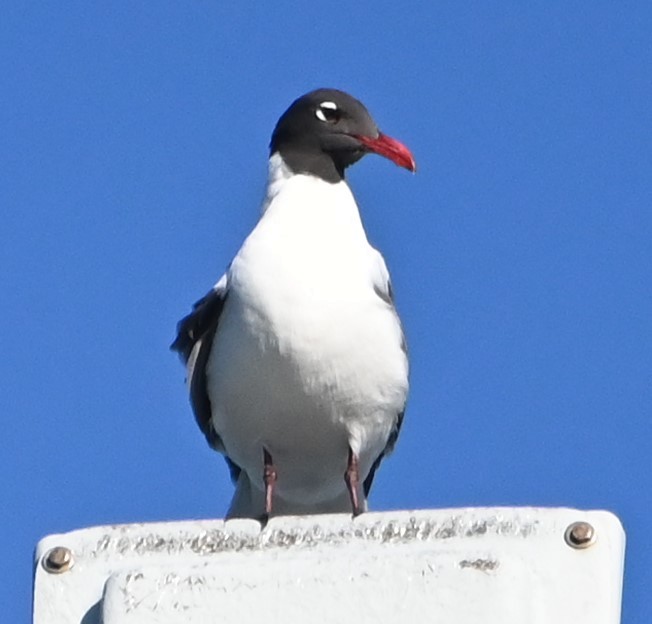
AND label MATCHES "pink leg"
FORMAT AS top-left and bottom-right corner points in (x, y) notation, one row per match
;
(344, 447), (363, 516)
(263, 448), (277, 516)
